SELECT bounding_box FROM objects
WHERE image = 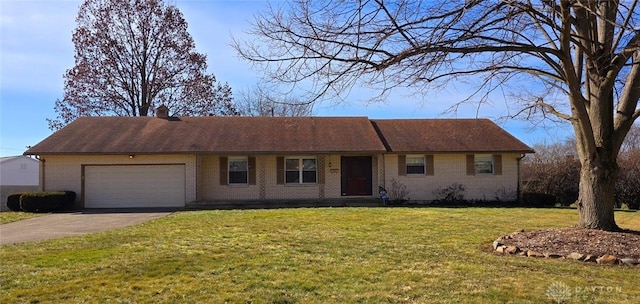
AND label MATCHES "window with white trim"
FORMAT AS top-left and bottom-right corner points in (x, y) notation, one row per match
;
(228, 157), (248, 184)
(285, 157), (317, 184)
(474, 154), (494, 174)
(406, 155), (426, 175)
